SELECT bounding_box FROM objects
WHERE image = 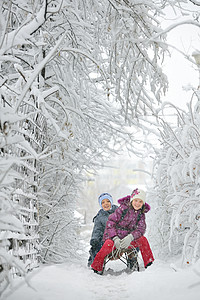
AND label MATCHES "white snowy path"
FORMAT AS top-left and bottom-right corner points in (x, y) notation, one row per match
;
(2, 259), (200, 300)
